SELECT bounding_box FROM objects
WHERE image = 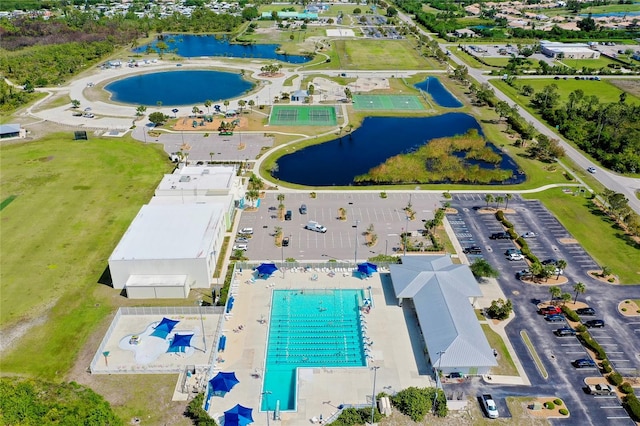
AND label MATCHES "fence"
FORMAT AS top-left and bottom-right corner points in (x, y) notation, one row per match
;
(90, 306), (224, 375)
